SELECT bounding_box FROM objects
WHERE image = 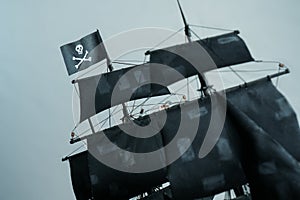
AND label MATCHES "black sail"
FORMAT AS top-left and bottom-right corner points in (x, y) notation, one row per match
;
(86, 116), (168, 200)
(227, 101), (300, 199)
(69, 151), (93, 200)
(77, 64), (170, 122)
(70, 78), (300, 200)
(168, 79), (300, 199)
(227, 79), (300, 161)
(149, 31), (254, 75)
(77, 31), (253, 123)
